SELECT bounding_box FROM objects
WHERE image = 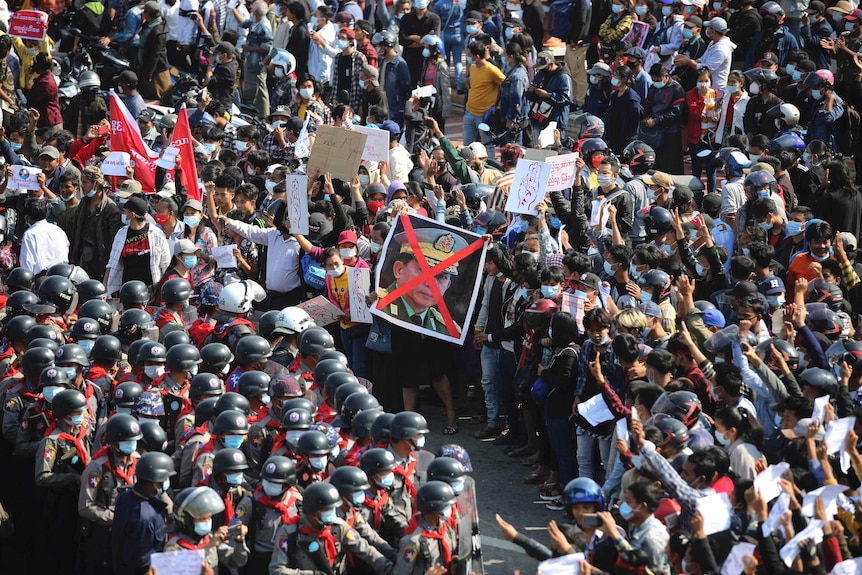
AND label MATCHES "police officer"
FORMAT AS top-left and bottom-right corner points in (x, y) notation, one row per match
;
(56, 343), (107, 428)
(177, 397), (219, 487)
(87, 335), (124, 397)
(79, 299), (117, 336)
(269, 482), (394, 575)
(426, 457), (468, 532)
(207, 280), (264, 349)
(155, 277), (193, 338)
(69, 317), (102, 359)
(271, 407), (314, 459)
(318, 370), (357, 424)
(270, 306), (315, 367)
(79, 413), (142, 575)
(2, 346), (54, 443)
(232, 455), (303, 573)
(202, 447), (252, 527)
(154, 343), (201, 443)
(392, 482), (458, 575)
(193, 410), (250, 486)
(164, 486), (250, 570)
(0, 314), (36, 383)
(296, 429), (335, 488)
(113, 381), (144, 416)
(178, 373), (224, 440)
(330, 466), (397, 561)
(358, 448), (408, 545)
(246, 375), (301, 479)
(36, 389), (93, 572)
(237, 370), (273, 425)
(115, 308), (157, 351)
(227, 335), (273, 393)
(200, 342), (236, 380)
(28, 275), (77, 334)
(289, 327), (336, 402)
(338, 409), (382, 467)
(387, 412), (429, 525)
(137, 341), (169, 389)
(119, 279), (152, 312)
(112, 452), (175, 575)
(16, 366), (71, 457)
